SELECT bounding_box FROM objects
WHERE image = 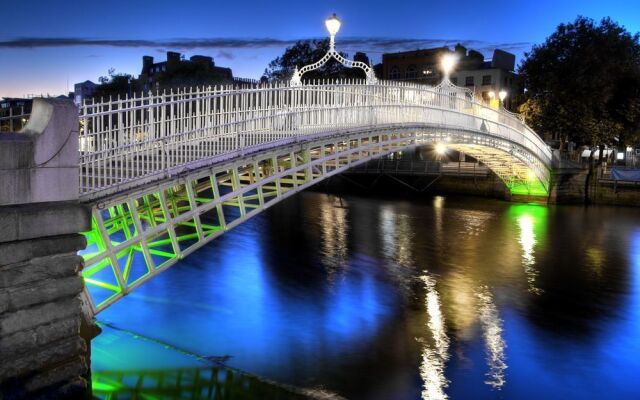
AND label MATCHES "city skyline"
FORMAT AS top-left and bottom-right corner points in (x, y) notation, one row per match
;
(1, 0), (639, 97)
